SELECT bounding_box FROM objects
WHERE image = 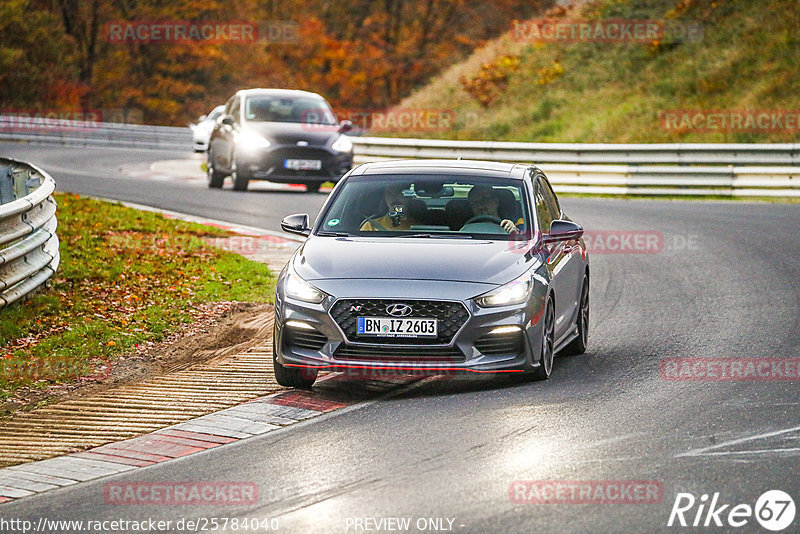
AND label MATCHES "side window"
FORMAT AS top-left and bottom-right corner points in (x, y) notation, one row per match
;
(229, 97), (241, 124)
(534, 180), (554, 233)
(537, 175), (561, 223)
